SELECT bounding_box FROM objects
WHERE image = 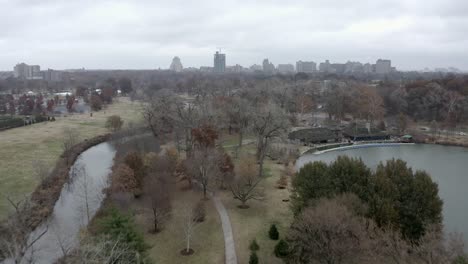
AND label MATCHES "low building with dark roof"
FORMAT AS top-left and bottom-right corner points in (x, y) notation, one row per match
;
(288, 128), (341, 145)
(342, 125), (390, 141)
